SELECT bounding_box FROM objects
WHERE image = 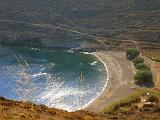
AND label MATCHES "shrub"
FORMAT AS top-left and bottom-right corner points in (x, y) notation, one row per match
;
(135, 63), (149, 70)
(120, 107), (131, 114)
(103, 102), (120, 113)
(133, 57), (144, 66)
(126, 48), (140, 60)
(148, 94), (158, 102)
(134, 70), (152, 83)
